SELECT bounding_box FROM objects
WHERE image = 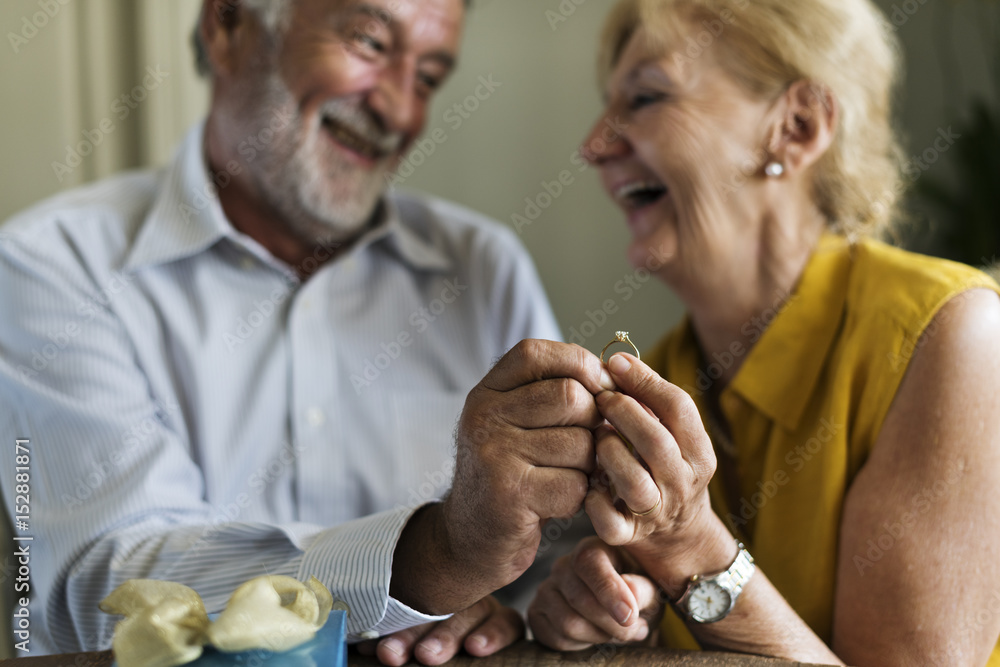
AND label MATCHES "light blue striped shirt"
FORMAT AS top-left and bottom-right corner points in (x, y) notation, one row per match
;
(0, 124), (561, 653)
